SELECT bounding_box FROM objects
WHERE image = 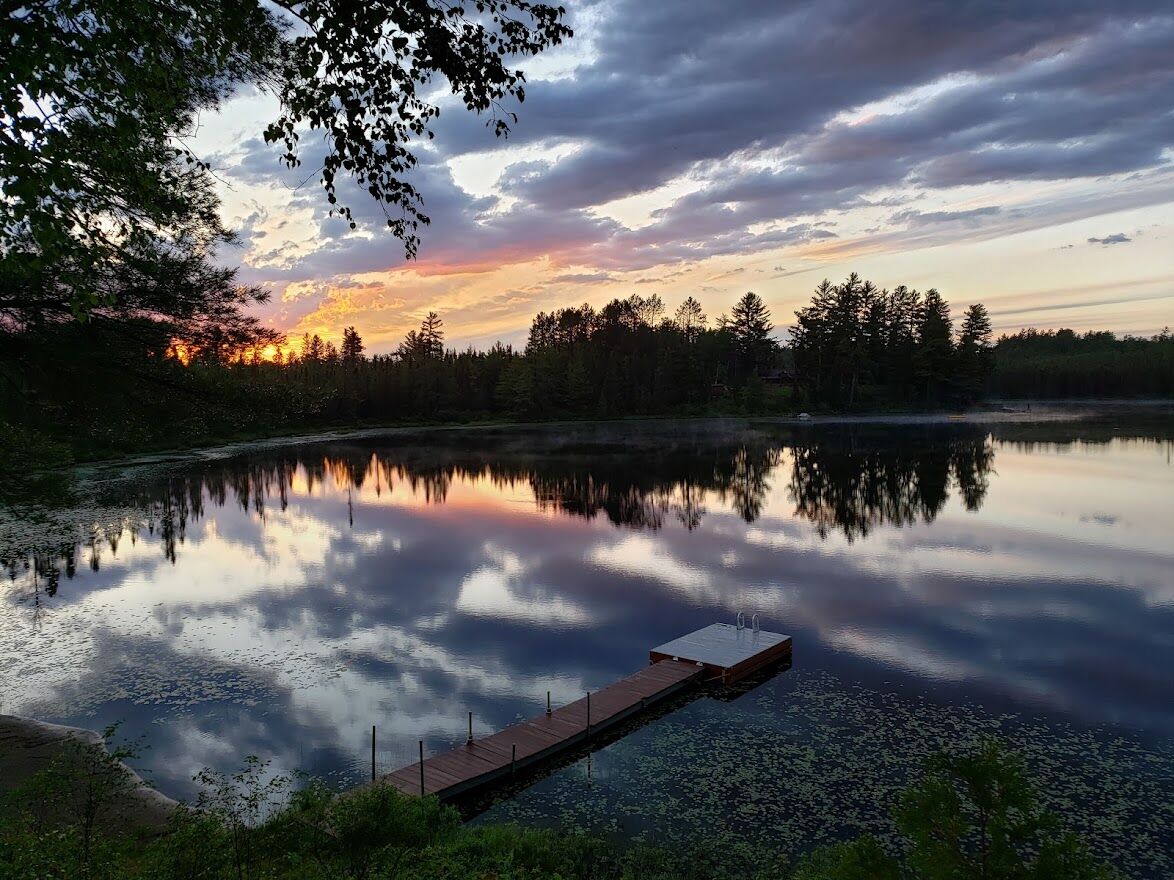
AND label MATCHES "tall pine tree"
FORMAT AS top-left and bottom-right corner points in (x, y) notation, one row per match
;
(728, 292), (775, 377)
(957, 304), (994, 399)
(915, 289), (954, 402)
